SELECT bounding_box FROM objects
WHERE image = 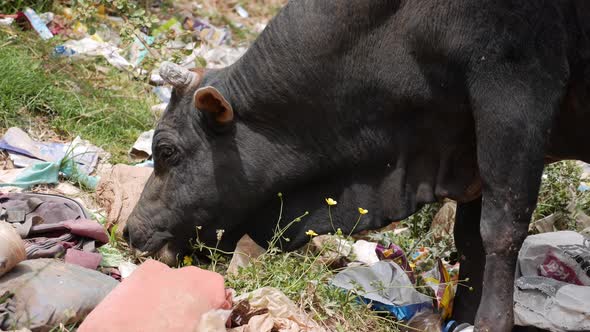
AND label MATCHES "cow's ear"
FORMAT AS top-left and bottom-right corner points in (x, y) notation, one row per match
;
(194, 86), (234, 124)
